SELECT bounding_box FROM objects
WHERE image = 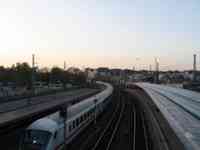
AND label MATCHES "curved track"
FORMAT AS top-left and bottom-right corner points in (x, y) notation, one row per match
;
(91, 96), (125, 150)
(69, 89), (150, 150)
(90, 91), (149, 150)
(105, 98), (136, 150)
